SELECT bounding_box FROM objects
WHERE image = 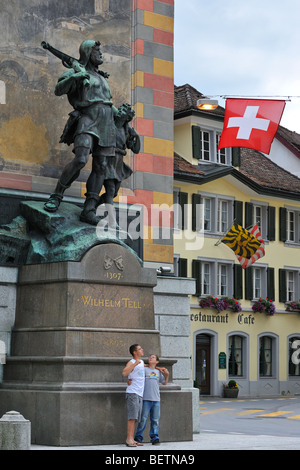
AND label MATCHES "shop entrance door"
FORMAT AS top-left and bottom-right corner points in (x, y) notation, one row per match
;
(196, 334), (211, 395)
